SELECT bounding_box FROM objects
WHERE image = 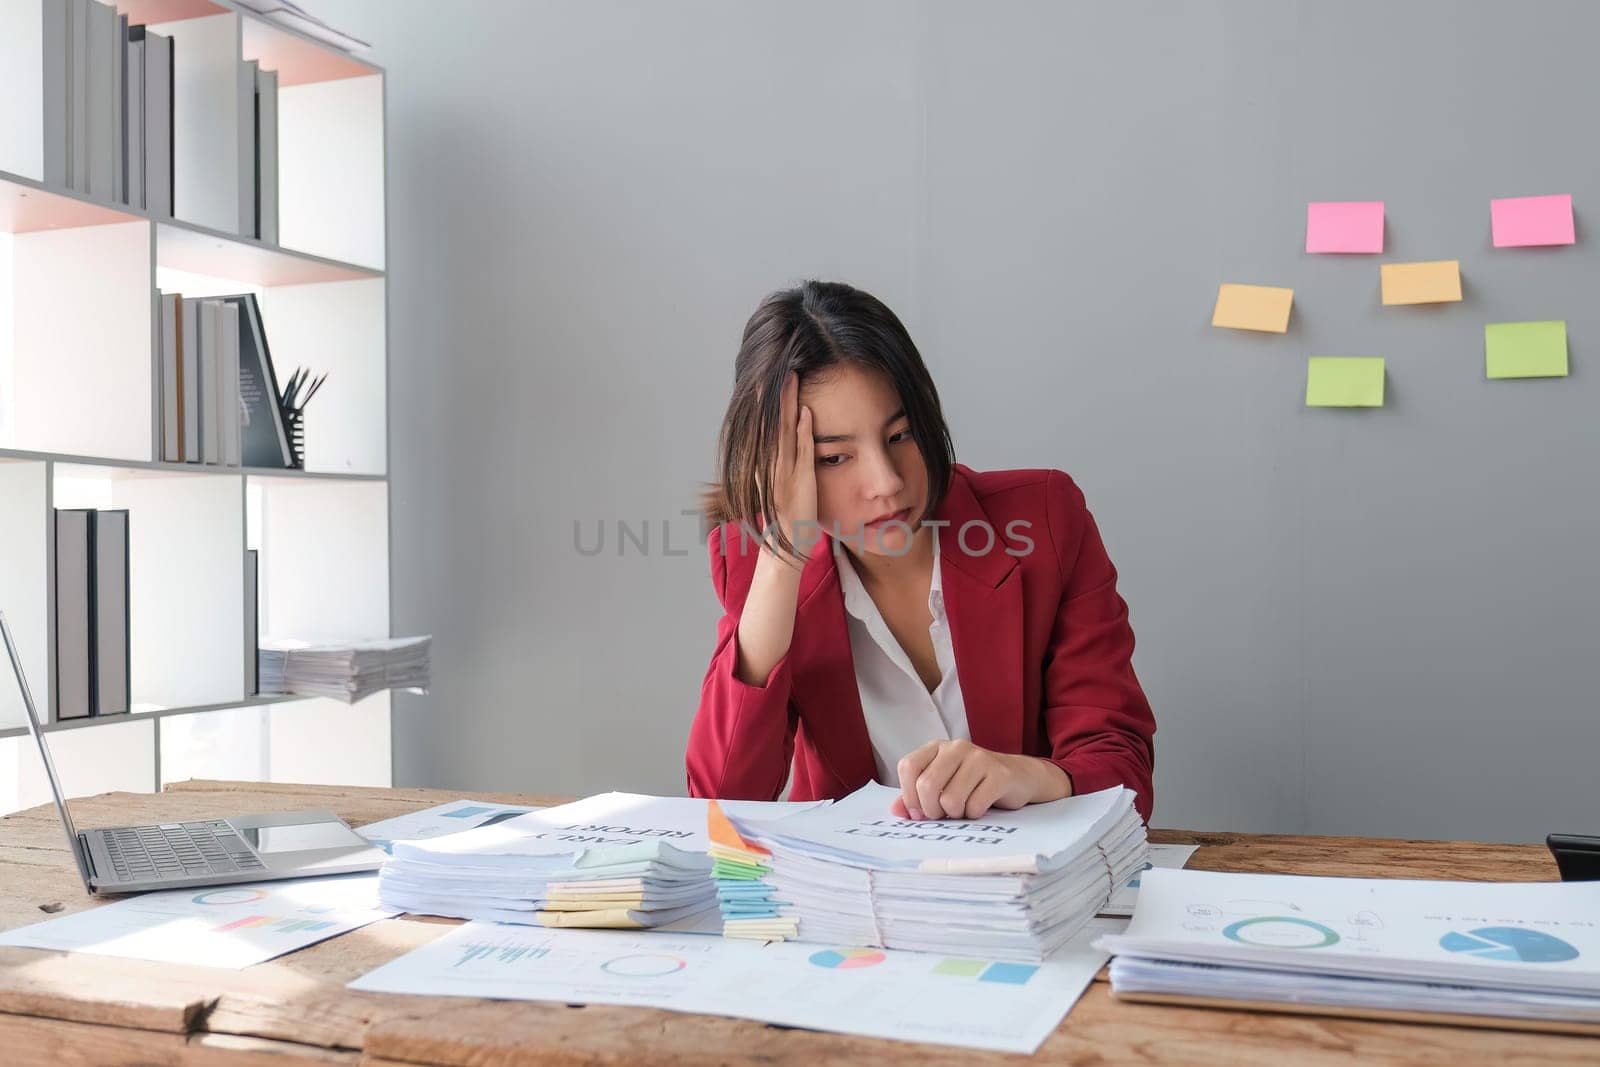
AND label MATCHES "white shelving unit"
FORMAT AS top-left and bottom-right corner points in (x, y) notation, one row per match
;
(0, 0), (391, 815)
